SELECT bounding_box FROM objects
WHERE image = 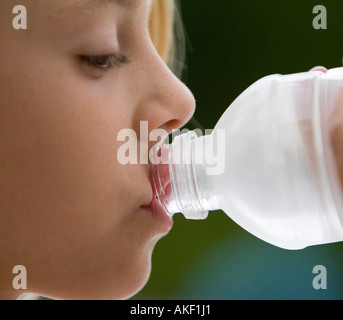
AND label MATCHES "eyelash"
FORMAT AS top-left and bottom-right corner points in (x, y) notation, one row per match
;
(80, 53), (129, 70)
